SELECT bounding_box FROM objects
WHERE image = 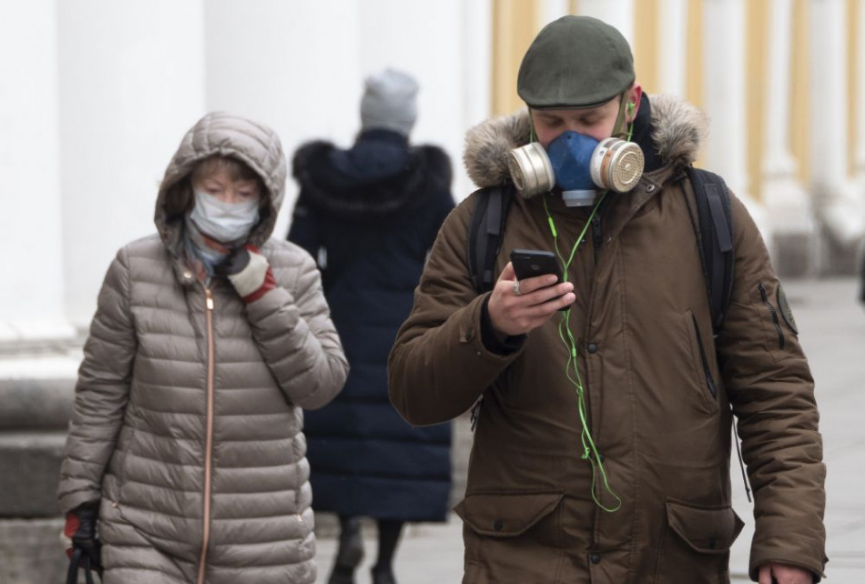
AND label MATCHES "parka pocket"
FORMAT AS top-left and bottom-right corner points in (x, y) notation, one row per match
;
(654, 499), (745, 584)
(684, 310), (720, 414)
(455, 492), (565, 584)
